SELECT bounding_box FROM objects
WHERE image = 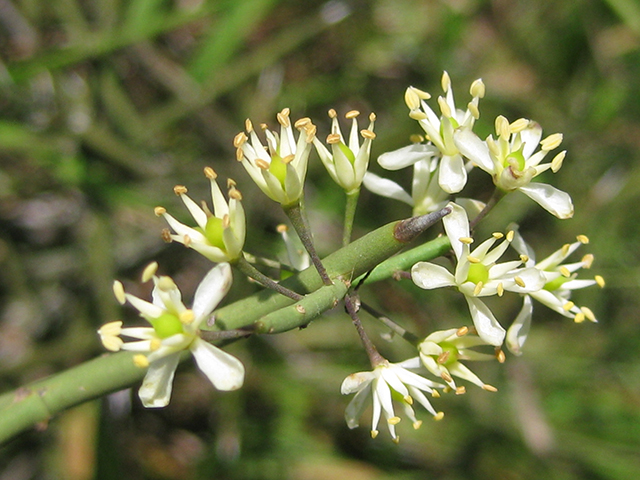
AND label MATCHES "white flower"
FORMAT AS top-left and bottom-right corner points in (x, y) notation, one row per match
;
(233, 108), (317, 207)
(454, 115), (574, 219)
(411, 202), (546, 346)
(404, 72), (485, 193)
(363, 143), (450, 216)
(98, 262), (244, 408)
(418, 326), (498, 393)
(506, 230), (604, 355)
(155, 168), (246, 263)
(341, 359), (444, 442)
(313, 109), (376, 194)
